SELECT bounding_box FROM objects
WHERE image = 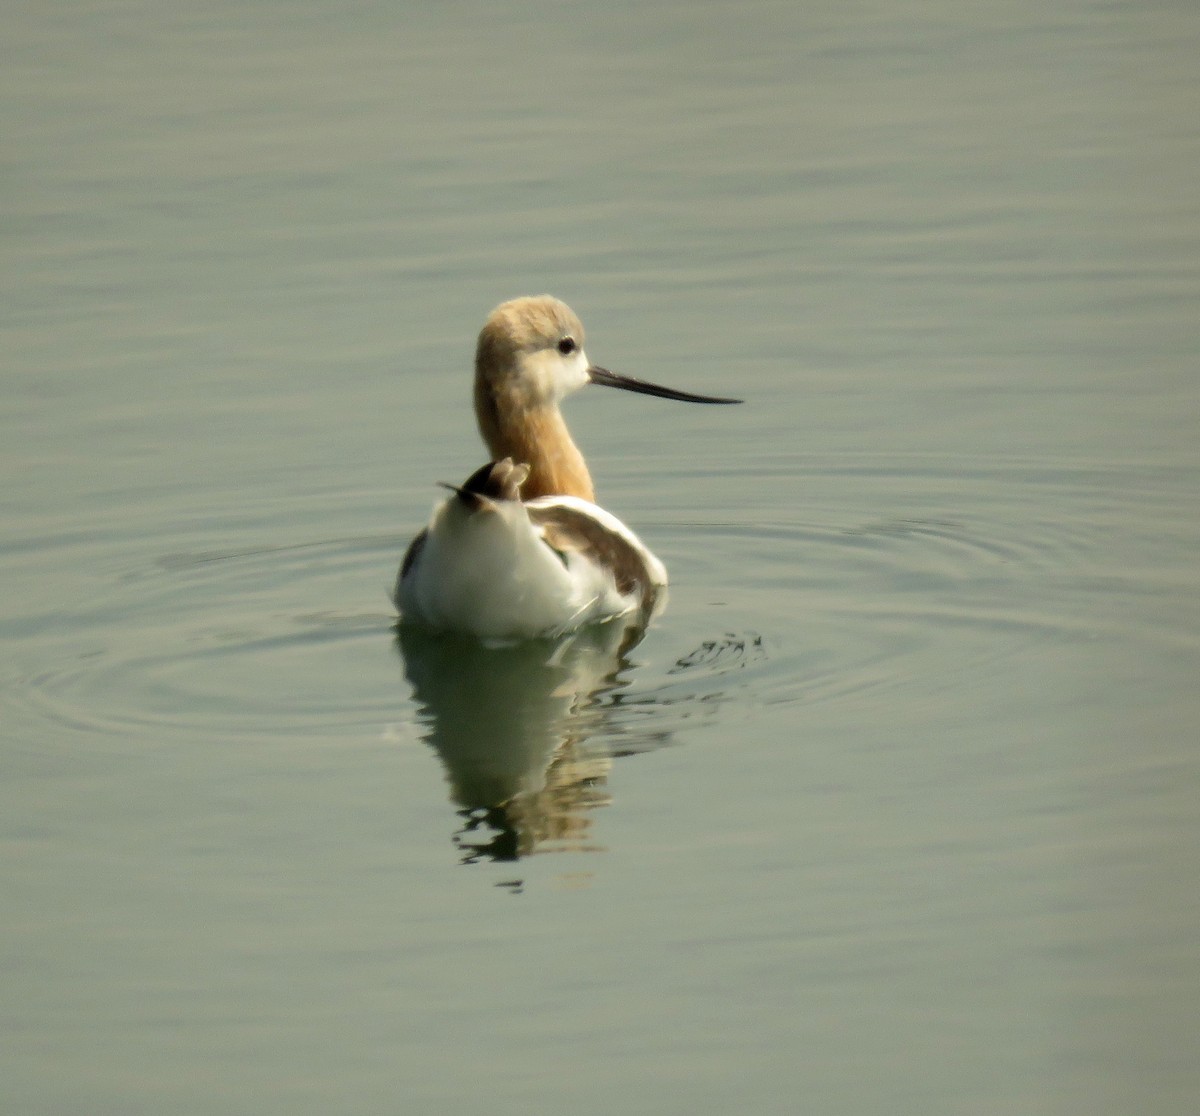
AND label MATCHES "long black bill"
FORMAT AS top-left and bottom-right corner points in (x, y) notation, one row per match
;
(588, 365), (742, 405)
